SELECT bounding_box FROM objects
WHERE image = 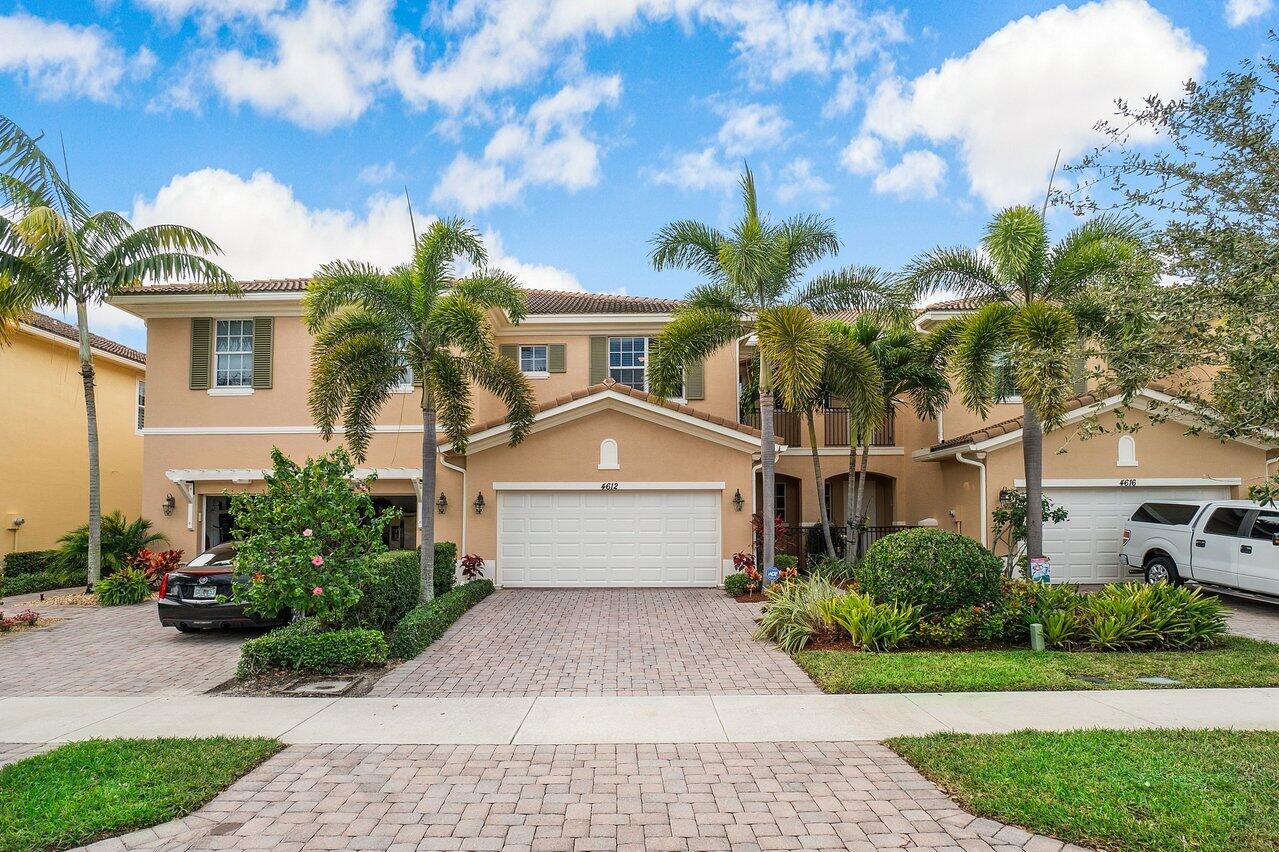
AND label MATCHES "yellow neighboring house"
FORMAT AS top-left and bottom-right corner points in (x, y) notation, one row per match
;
(0, 312), (145, 557)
